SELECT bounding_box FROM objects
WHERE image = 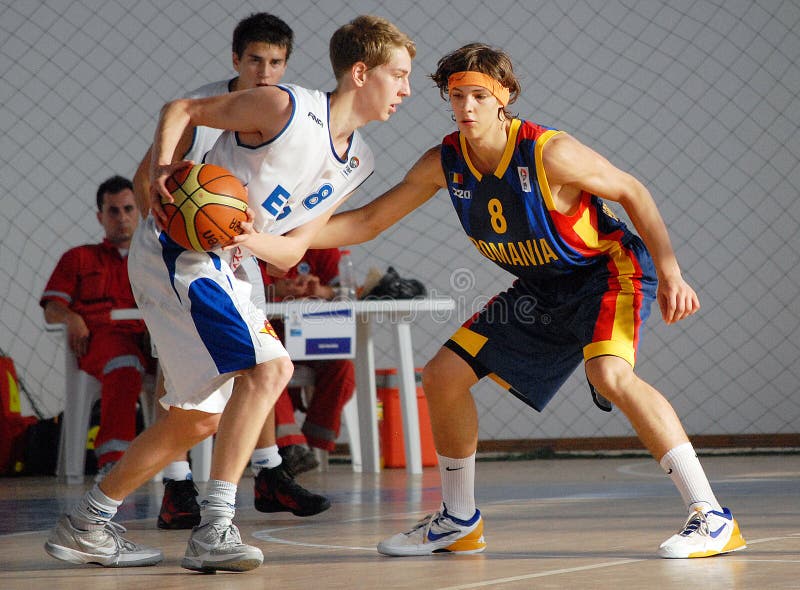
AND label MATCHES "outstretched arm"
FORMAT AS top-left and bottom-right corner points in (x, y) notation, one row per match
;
(309, 146), (446, 249)
(543, 134), (699, 325)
